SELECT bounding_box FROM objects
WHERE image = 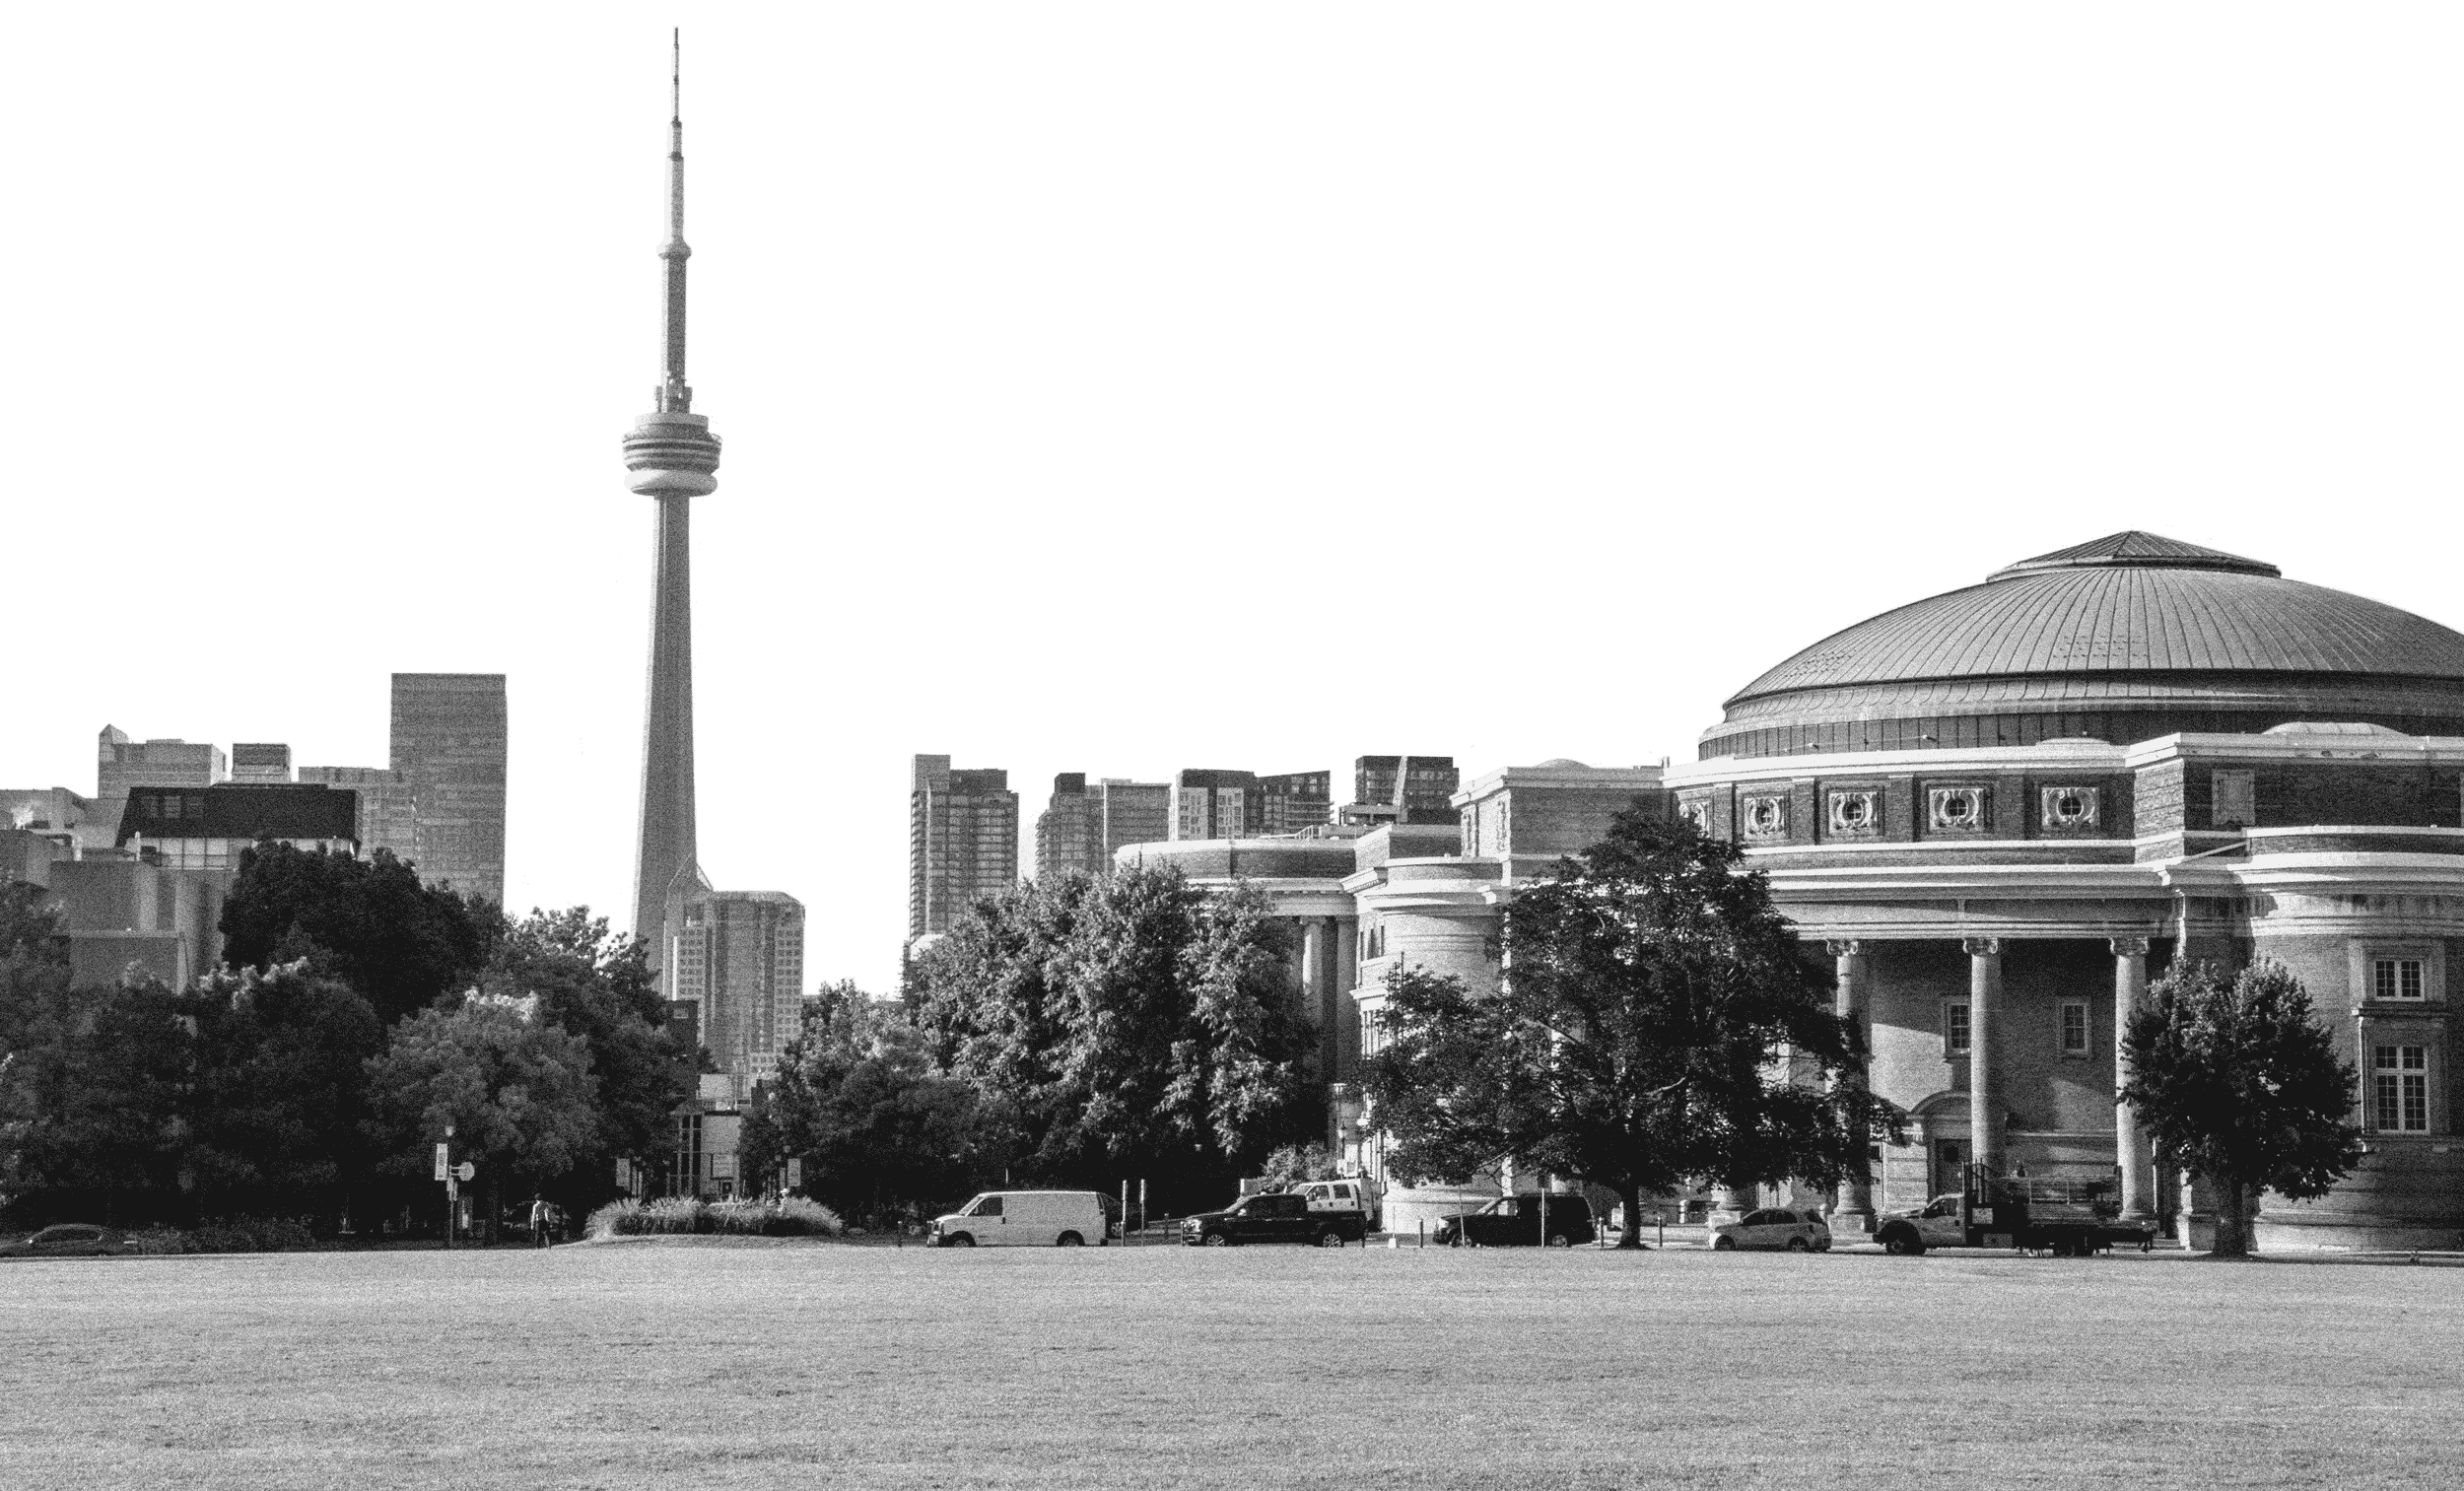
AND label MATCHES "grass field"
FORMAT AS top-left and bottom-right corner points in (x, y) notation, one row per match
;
(3, 1239), (2459, 1489)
